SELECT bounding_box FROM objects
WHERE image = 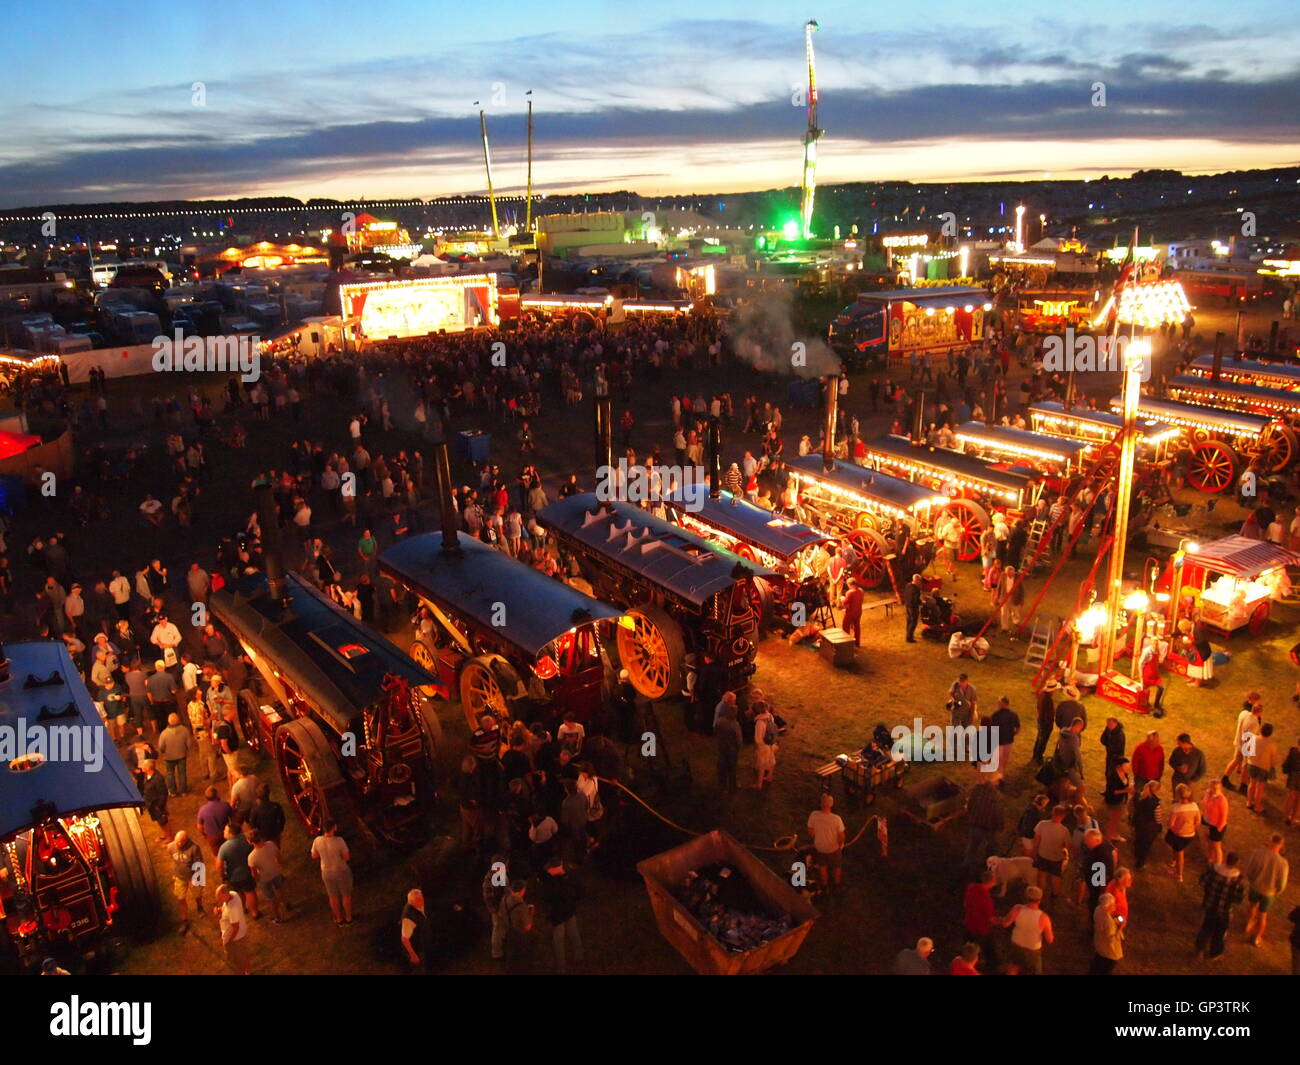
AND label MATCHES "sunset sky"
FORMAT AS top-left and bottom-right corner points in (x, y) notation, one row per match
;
(2, 0), (1297, 207)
